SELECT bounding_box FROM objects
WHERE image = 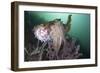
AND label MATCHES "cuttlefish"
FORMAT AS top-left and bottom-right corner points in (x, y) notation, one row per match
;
(33, 15), (72, 58)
